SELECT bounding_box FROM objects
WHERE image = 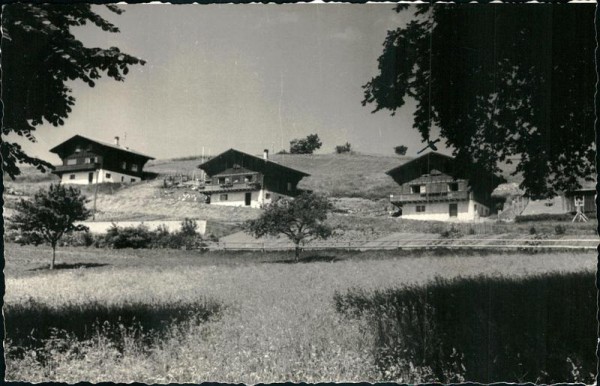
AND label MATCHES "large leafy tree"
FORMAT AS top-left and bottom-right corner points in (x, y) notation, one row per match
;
(243, 192), (333, 262)
(1, 4), (145, 178)
(363, 4), (595, 199)
(10, 184), (91, 269)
